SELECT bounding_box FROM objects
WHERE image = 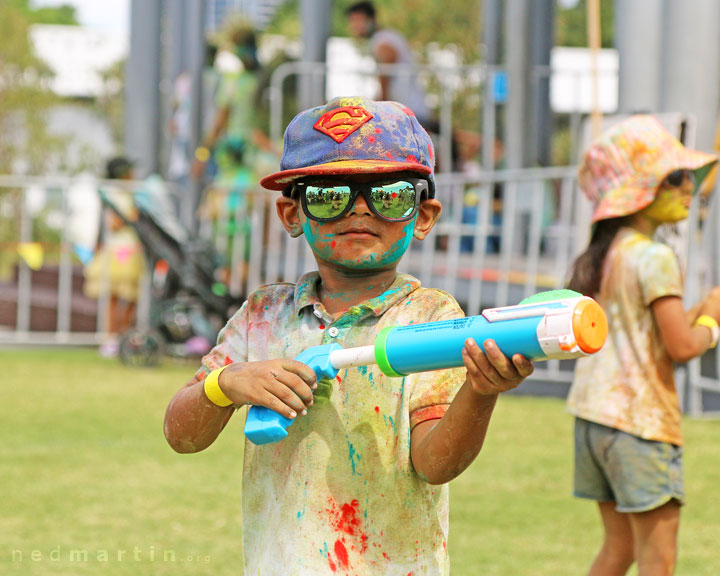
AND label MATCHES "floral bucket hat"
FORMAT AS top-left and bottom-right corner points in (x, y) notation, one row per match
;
(578, 115), (718, 223)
